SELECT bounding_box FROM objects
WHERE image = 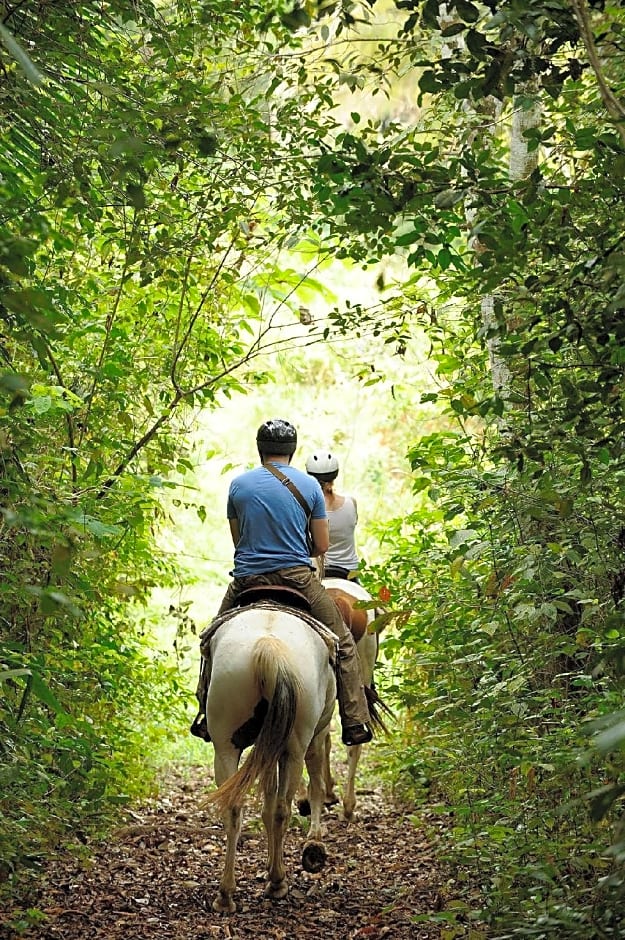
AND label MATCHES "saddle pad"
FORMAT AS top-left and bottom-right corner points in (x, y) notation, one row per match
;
(199, 600), (338, 664)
